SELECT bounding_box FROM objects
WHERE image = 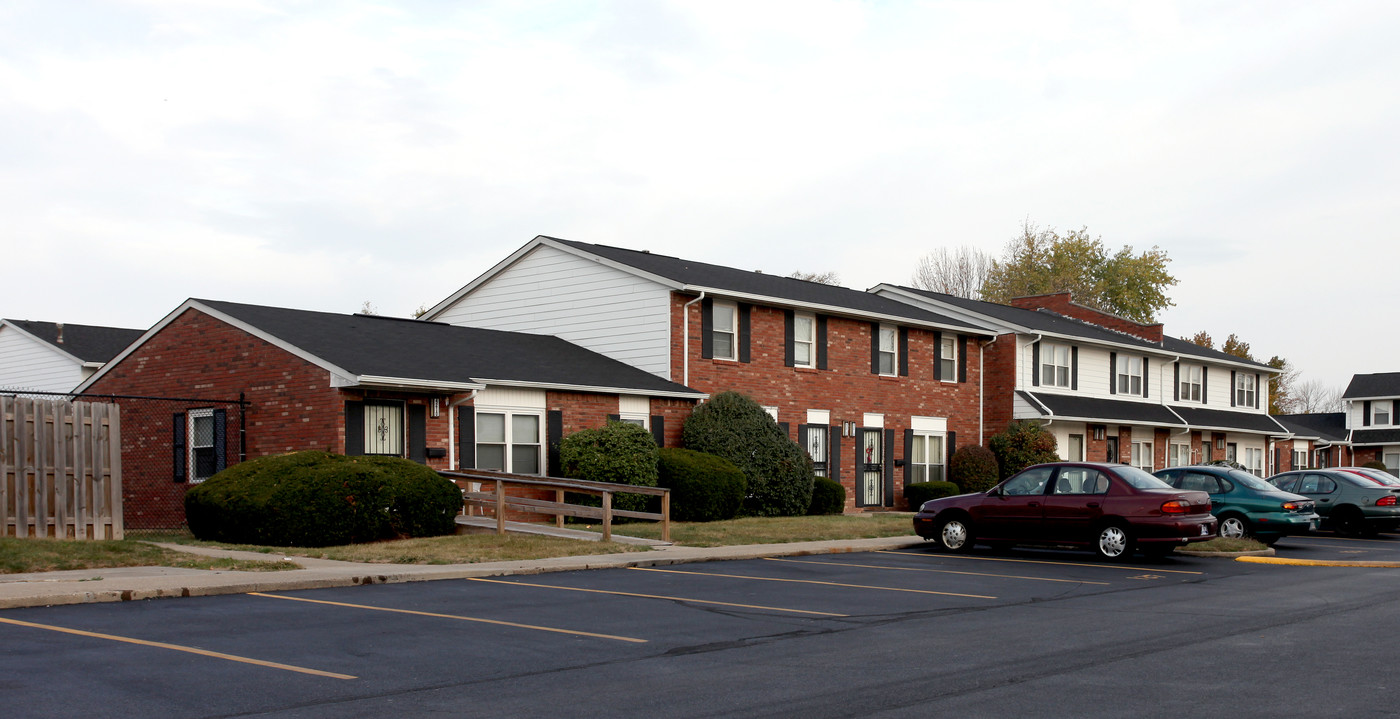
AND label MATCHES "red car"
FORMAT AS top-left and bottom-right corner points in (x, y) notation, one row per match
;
(913, 462), (1217, 560)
